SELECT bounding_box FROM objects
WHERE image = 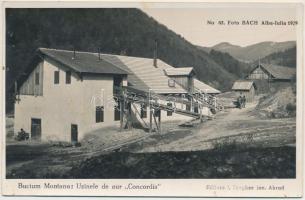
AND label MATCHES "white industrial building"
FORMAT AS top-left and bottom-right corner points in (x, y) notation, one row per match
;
(14, 48), (221, 142)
